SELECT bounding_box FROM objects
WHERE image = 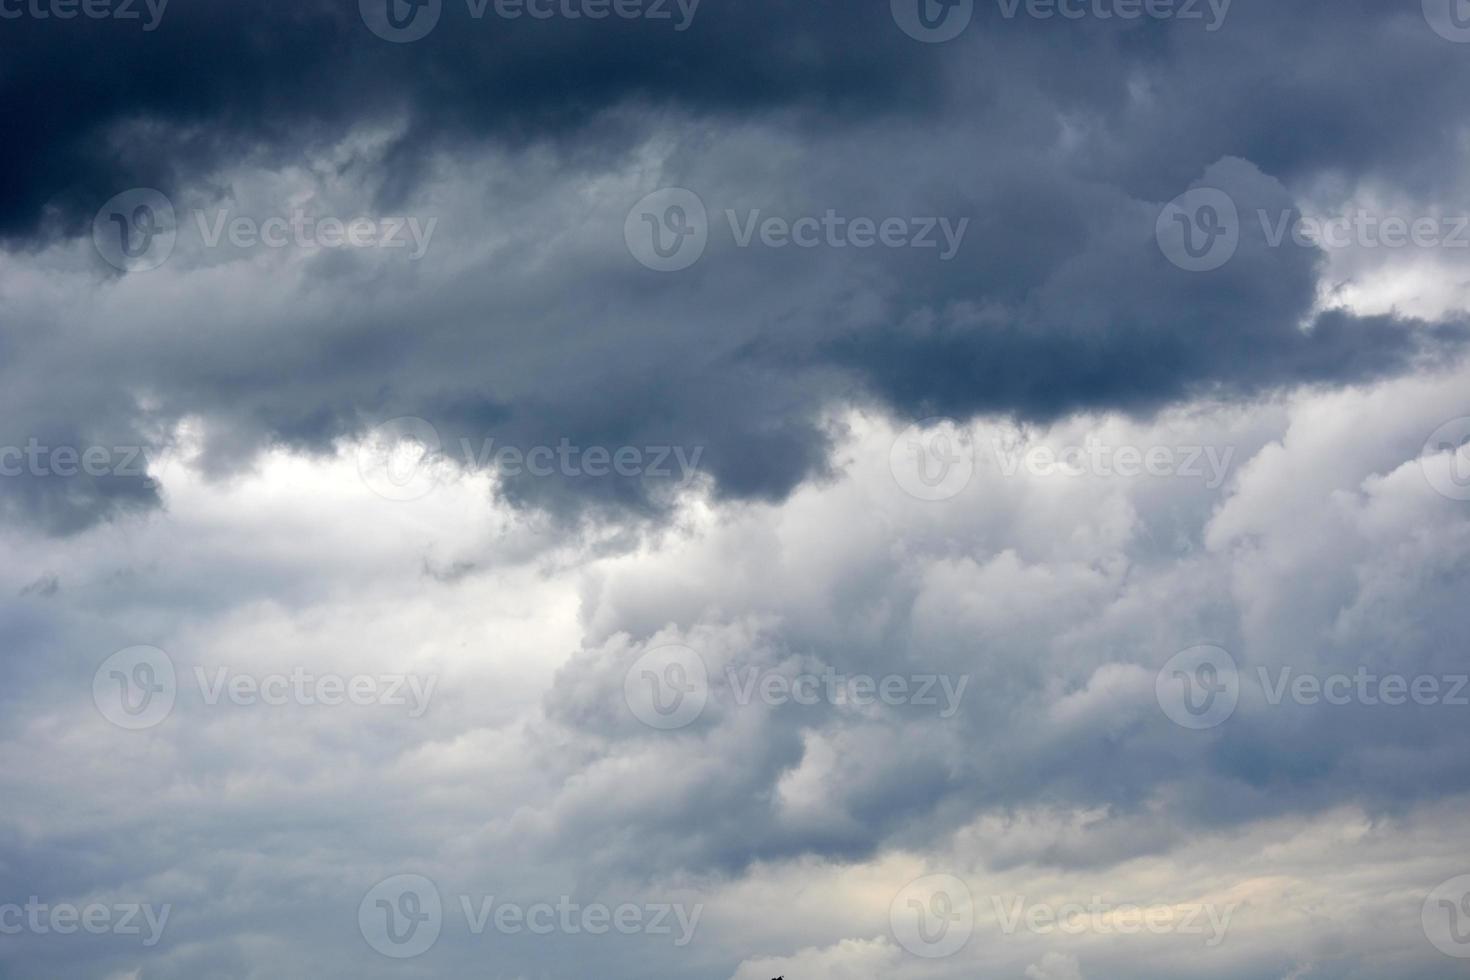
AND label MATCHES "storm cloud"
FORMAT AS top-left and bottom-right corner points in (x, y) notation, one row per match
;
(3, 1), (1470, 978)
